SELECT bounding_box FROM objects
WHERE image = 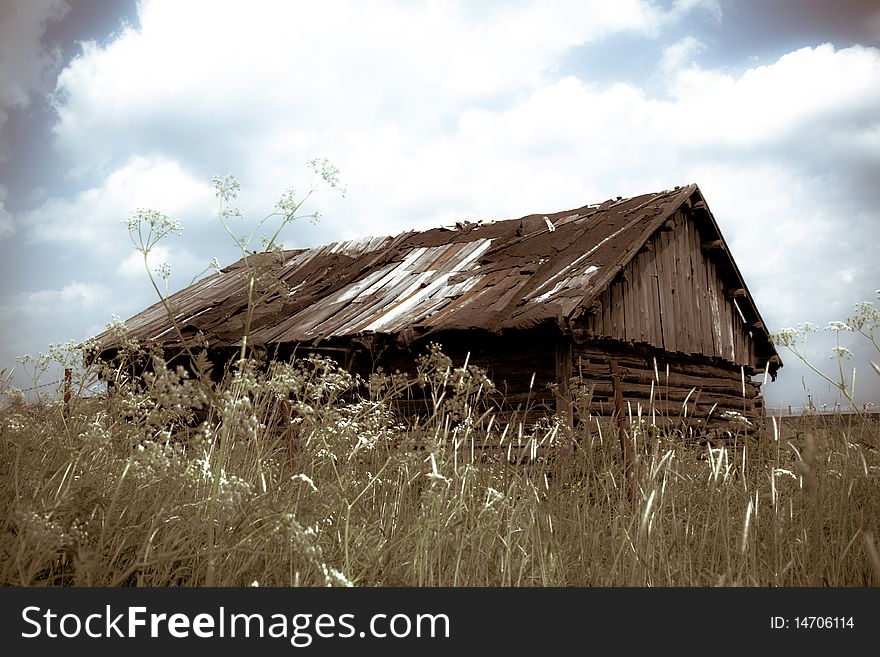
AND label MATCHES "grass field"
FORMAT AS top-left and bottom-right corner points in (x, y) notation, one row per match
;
(2, 346), (878, 588)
